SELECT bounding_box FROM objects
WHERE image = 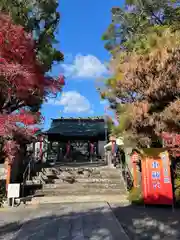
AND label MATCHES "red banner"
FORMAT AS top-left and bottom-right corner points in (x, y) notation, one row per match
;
(141, 150), (173, 205)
